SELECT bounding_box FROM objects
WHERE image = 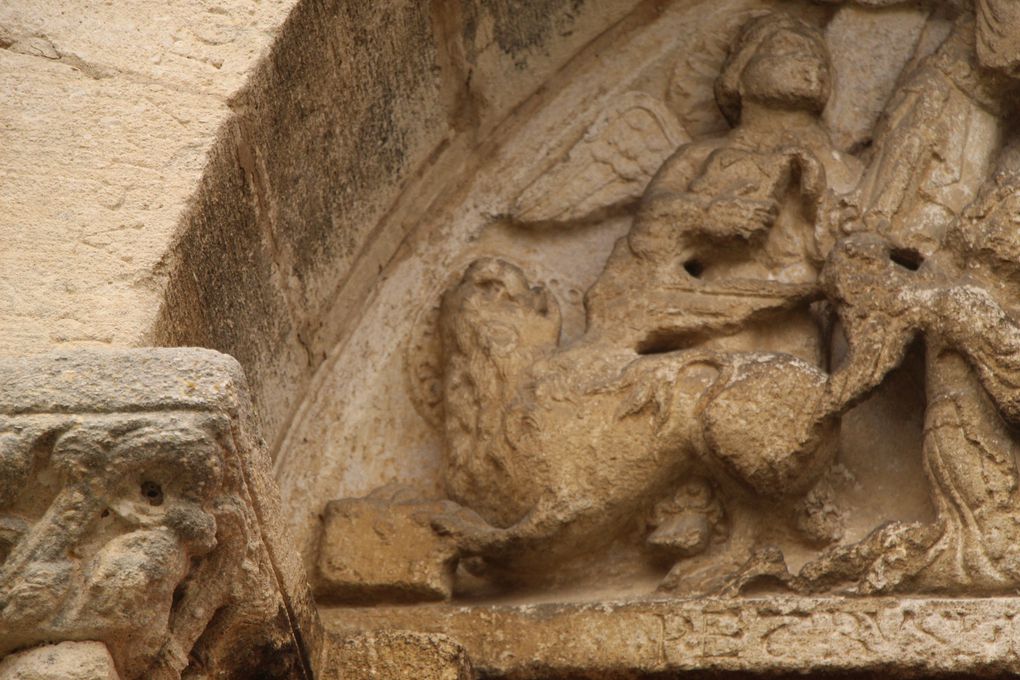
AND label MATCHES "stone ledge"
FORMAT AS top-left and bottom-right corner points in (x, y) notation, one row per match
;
(322, 596), (1020, 677)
